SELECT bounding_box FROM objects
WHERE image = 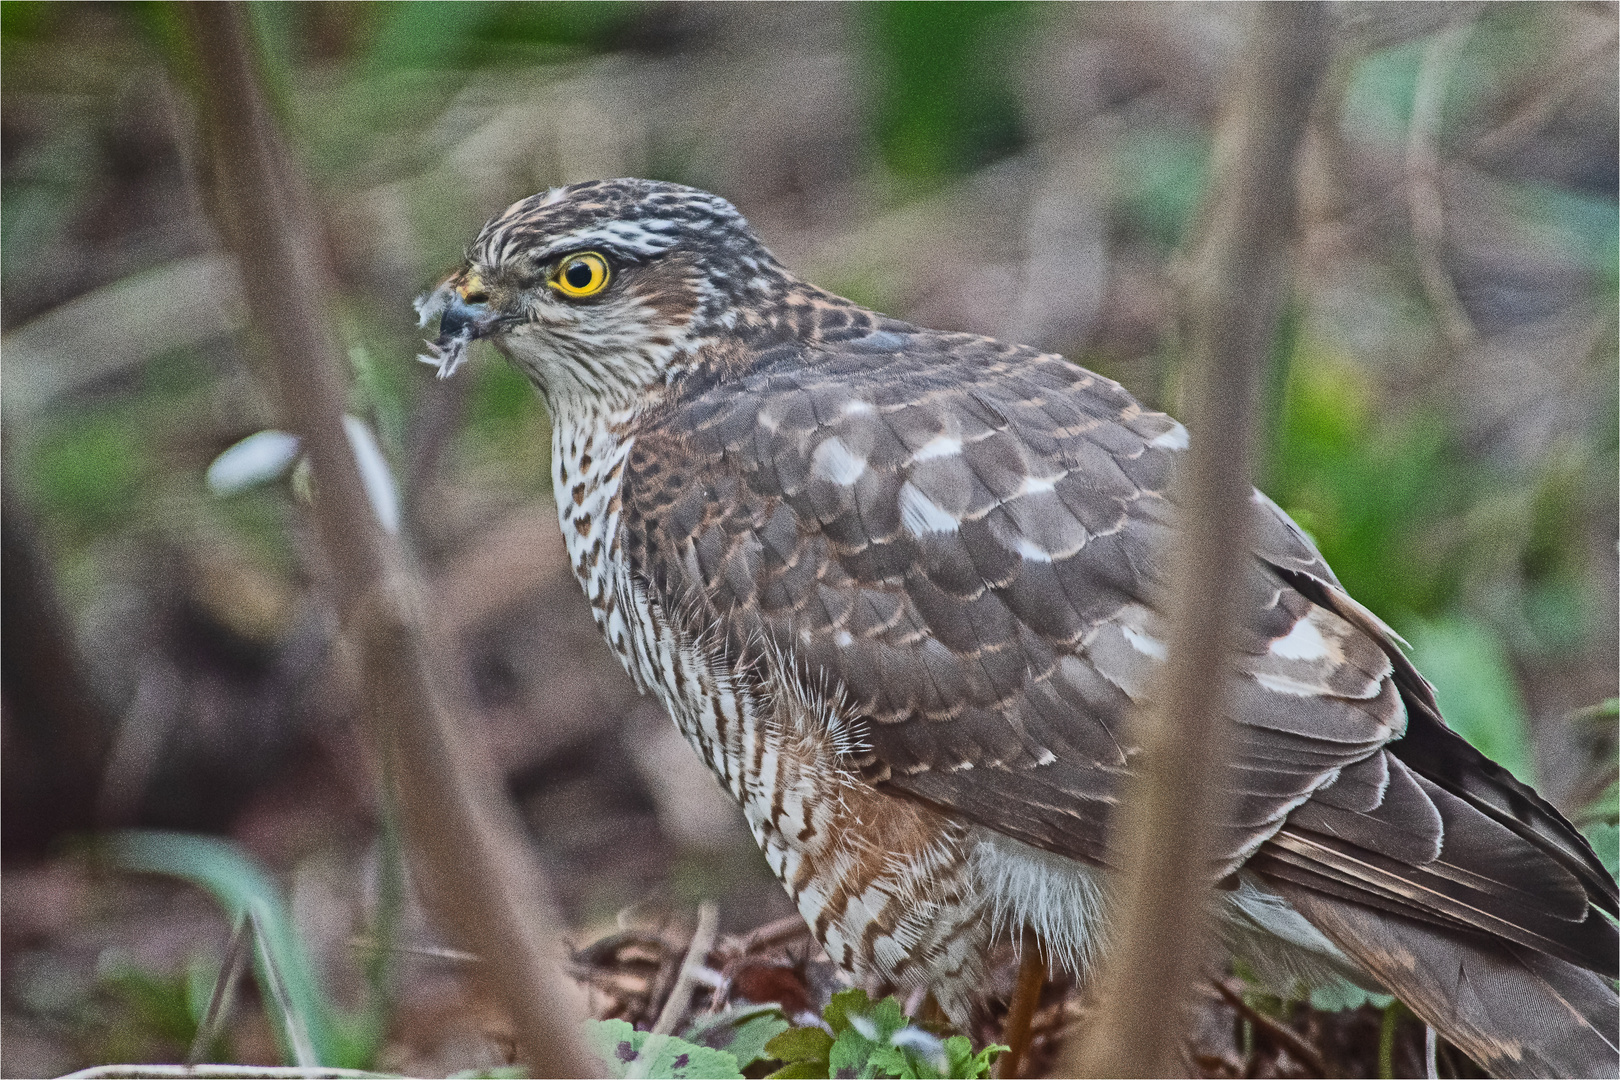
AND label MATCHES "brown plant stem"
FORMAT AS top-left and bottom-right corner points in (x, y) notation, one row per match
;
(1210, 978), (1326, 1076)
(993, 946), (1047, 1080)
(1066, 5), (1329, 1076)
(181, 4), (597, 1073)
